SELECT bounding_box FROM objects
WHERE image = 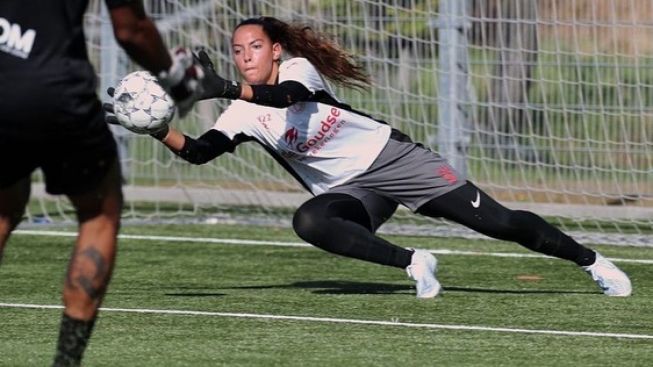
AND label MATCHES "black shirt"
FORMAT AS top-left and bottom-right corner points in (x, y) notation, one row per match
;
(0, 0), (132, 131)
